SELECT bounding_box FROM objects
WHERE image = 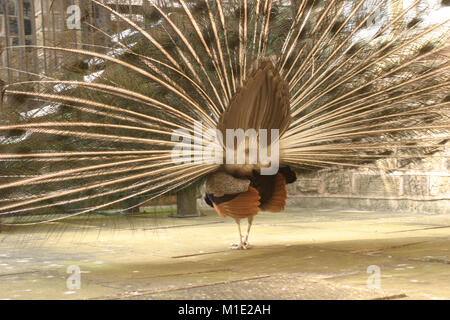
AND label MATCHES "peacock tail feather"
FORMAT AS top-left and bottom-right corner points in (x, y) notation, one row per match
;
(0, 0), (449, 225)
